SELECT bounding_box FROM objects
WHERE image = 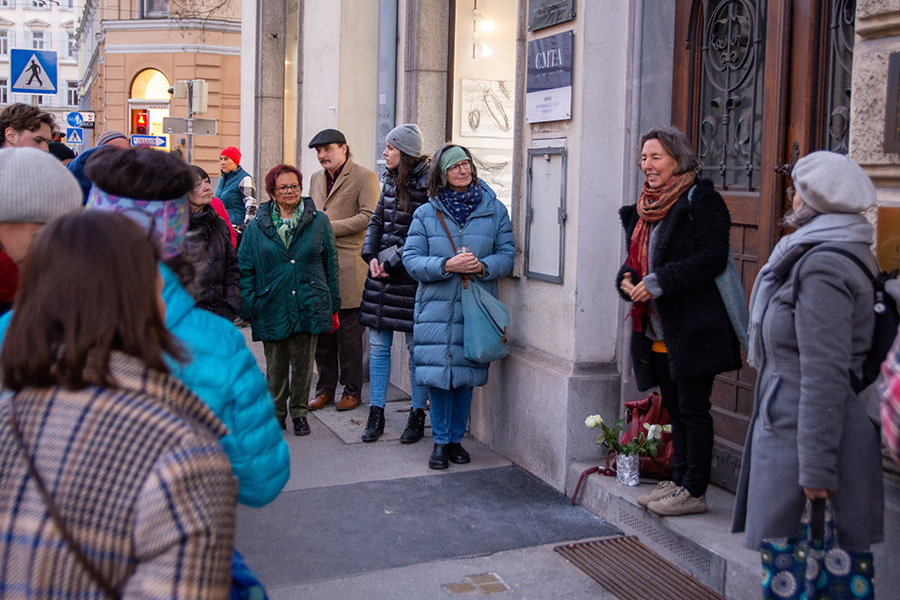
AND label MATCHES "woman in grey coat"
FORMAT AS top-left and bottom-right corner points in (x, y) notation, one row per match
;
(732, 151), (884, 552)
(402, 144), (514, 470)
